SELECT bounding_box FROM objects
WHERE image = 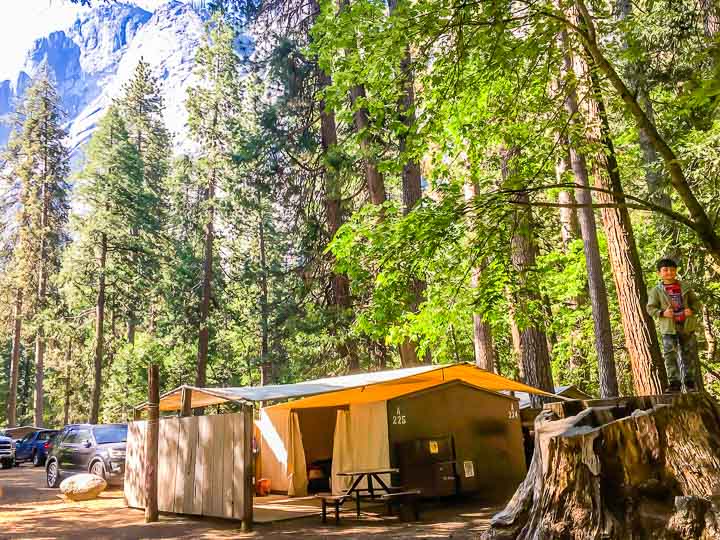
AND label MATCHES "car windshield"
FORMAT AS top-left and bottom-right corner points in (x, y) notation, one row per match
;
(38, 431), (58, 441)
(93, 425), (128, 444)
